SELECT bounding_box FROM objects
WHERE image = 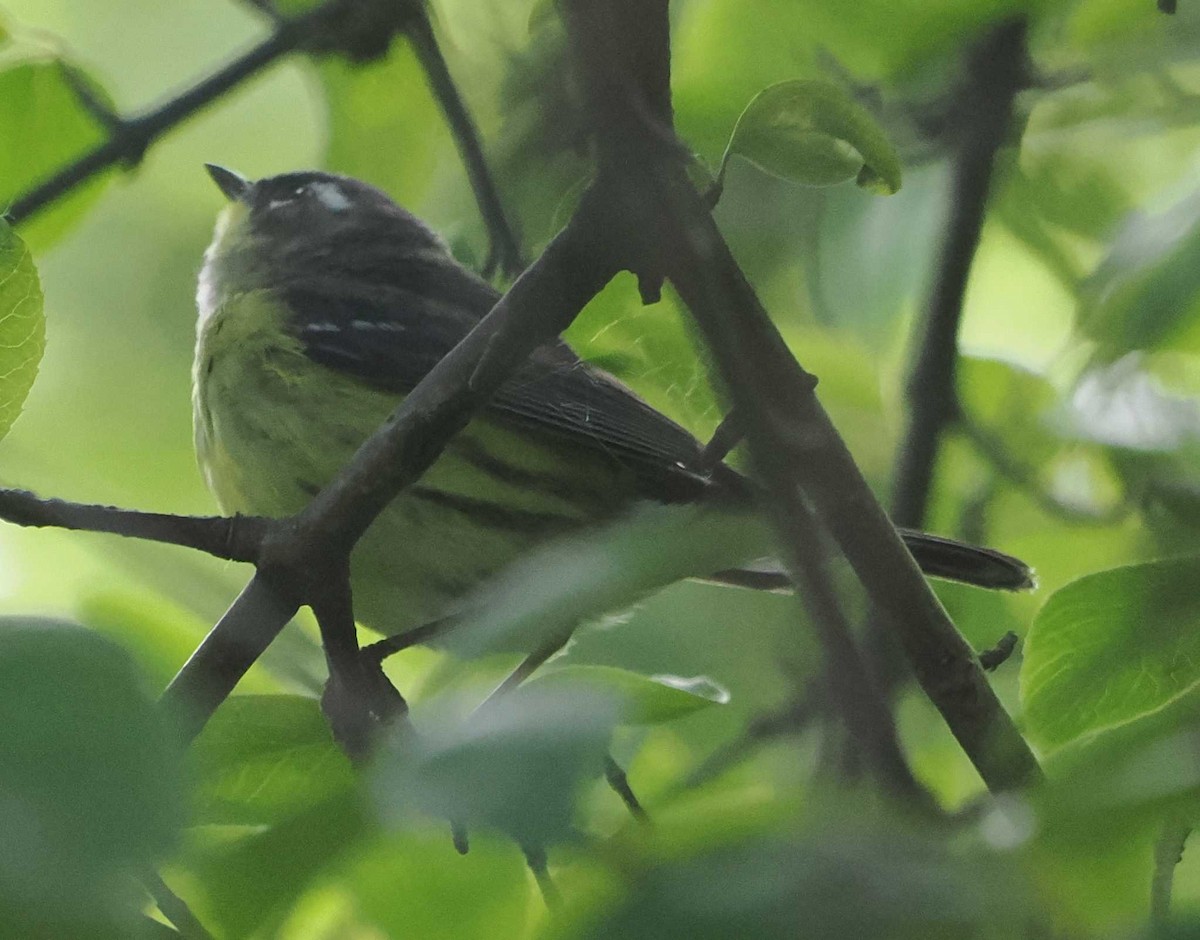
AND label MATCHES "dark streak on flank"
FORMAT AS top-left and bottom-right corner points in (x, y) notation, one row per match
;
(408, 486), (576, 536)
(448, 435), (605, 515)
